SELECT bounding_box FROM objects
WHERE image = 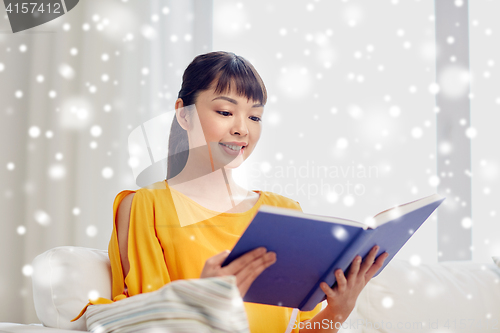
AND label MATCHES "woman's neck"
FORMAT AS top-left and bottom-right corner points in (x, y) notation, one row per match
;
(167, 147), (249, 204)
